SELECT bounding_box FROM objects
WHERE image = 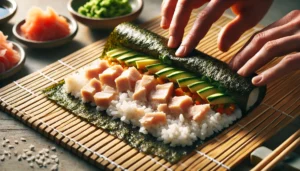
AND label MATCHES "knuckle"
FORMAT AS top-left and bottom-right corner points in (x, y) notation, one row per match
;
(253, 32), (266, 44)
(288, 20), (300, 30)
(197, 8), (209, 20)
(282, 54), (295, 65)
(263, 40), (277, 52)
